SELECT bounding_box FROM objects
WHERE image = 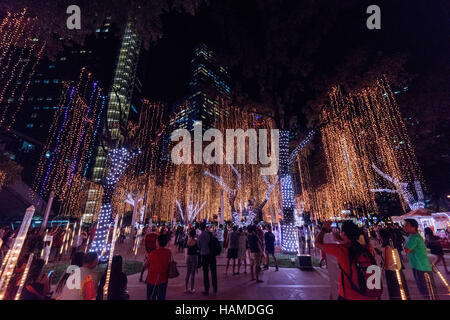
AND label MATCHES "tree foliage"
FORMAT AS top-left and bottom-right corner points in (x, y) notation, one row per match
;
(0, 145), (23, 188)
(0, 0), (204, 58)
